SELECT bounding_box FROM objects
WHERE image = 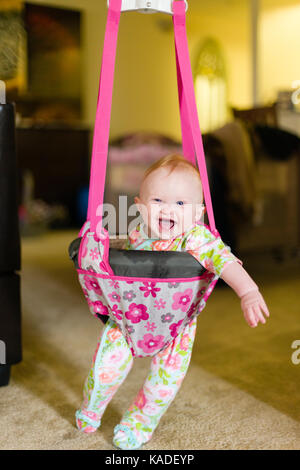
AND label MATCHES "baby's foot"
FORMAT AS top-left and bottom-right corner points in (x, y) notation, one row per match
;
(75, 409), (101, 433)
(113, 424), (145, 450)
